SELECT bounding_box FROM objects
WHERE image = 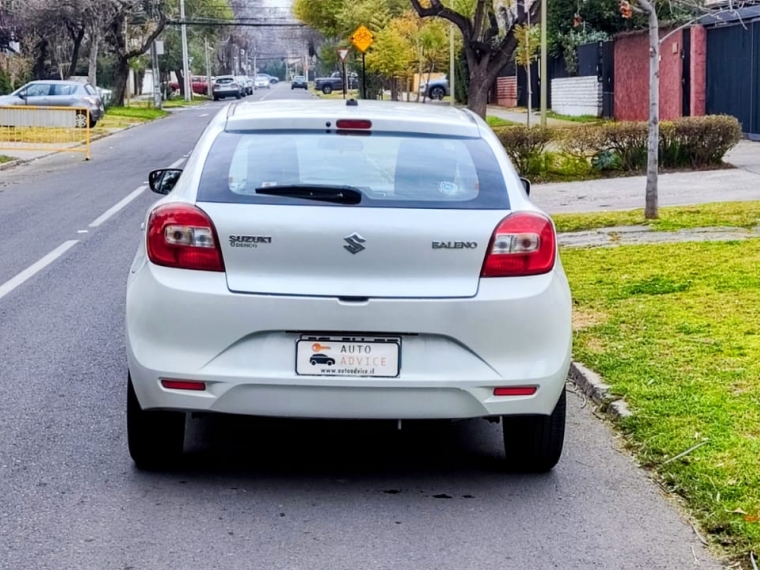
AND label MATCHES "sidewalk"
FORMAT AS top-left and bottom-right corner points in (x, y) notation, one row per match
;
(532, 140), (760, 214)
